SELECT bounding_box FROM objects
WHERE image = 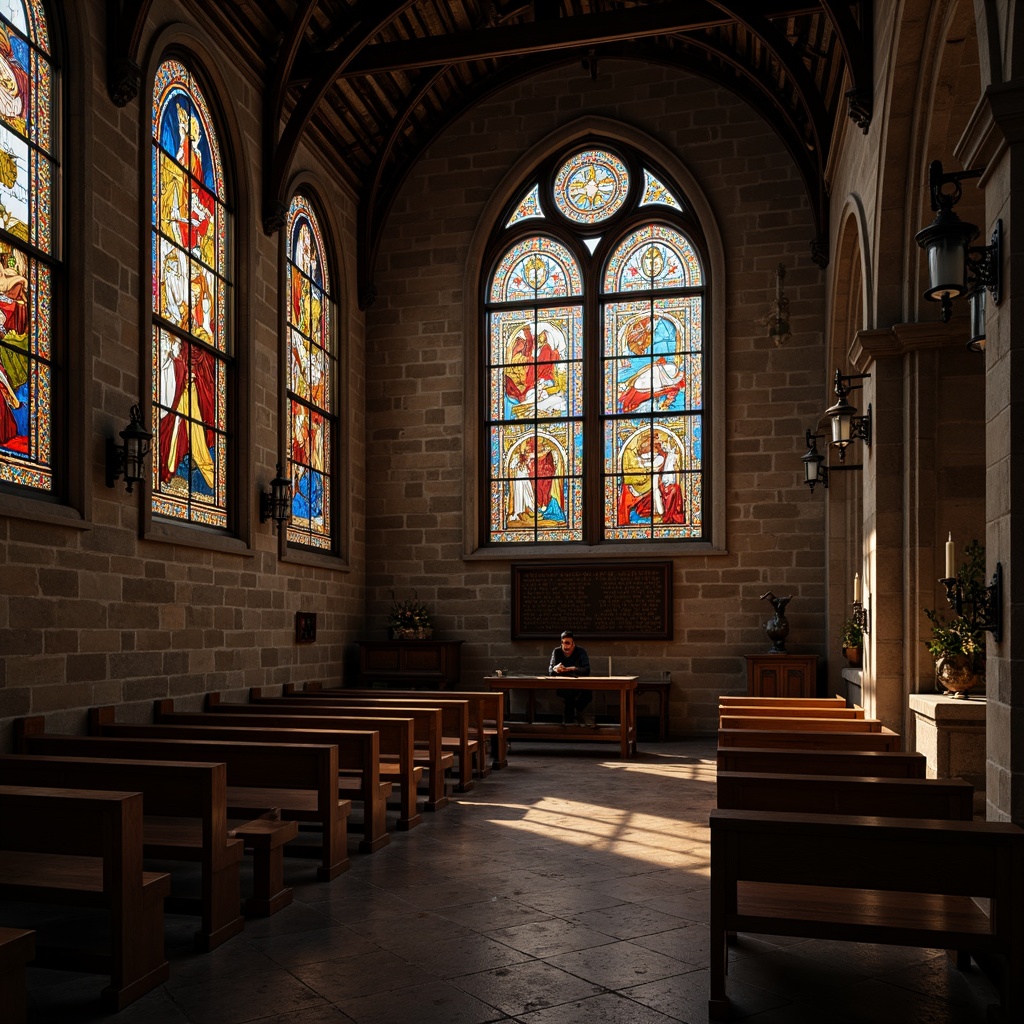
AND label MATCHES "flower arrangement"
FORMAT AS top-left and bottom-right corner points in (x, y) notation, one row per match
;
(388, 598), (432, 639)
(924, 539), (986, 688)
